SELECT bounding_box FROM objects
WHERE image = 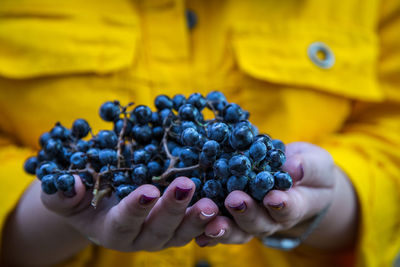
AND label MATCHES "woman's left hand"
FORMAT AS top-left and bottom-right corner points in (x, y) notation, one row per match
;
(195, 142), (358, 250)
